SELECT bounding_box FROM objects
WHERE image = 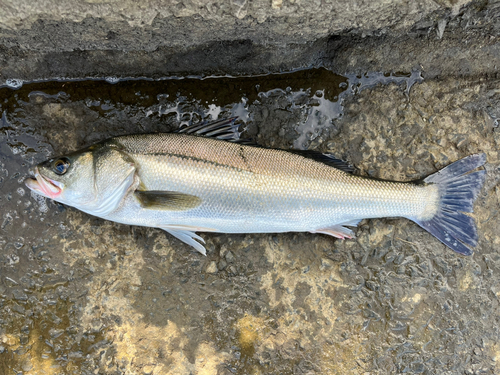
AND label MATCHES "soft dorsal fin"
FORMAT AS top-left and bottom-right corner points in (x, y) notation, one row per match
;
(291, 150), (355, 173)
(134, 191), (202, 211)
(340, 219), (362, 227)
